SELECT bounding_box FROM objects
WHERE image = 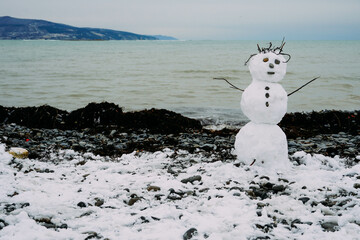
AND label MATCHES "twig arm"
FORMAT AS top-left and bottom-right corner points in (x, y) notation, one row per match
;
(214, 78), (244, 92)
(287, 77), (320, 97)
